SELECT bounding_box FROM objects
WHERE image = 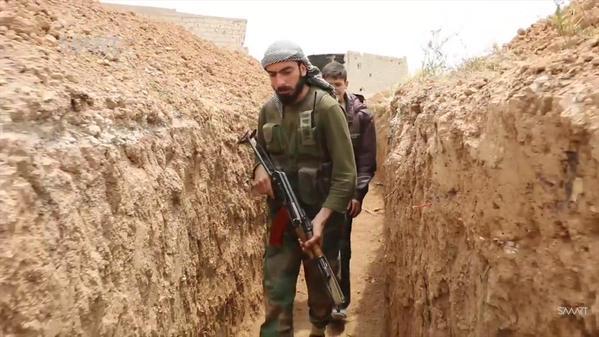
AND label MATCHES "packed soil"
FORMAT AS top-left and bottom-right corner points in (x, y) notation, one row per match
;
(1, 0), (270, 336)
(378, 1), (599, 336)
